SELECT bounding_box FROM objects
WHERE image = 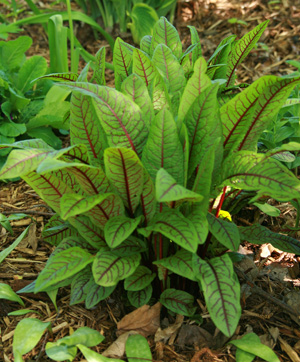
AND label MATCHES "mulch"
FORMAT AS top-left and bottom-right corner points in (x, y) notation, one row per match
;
(1, 0), (300, 361)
